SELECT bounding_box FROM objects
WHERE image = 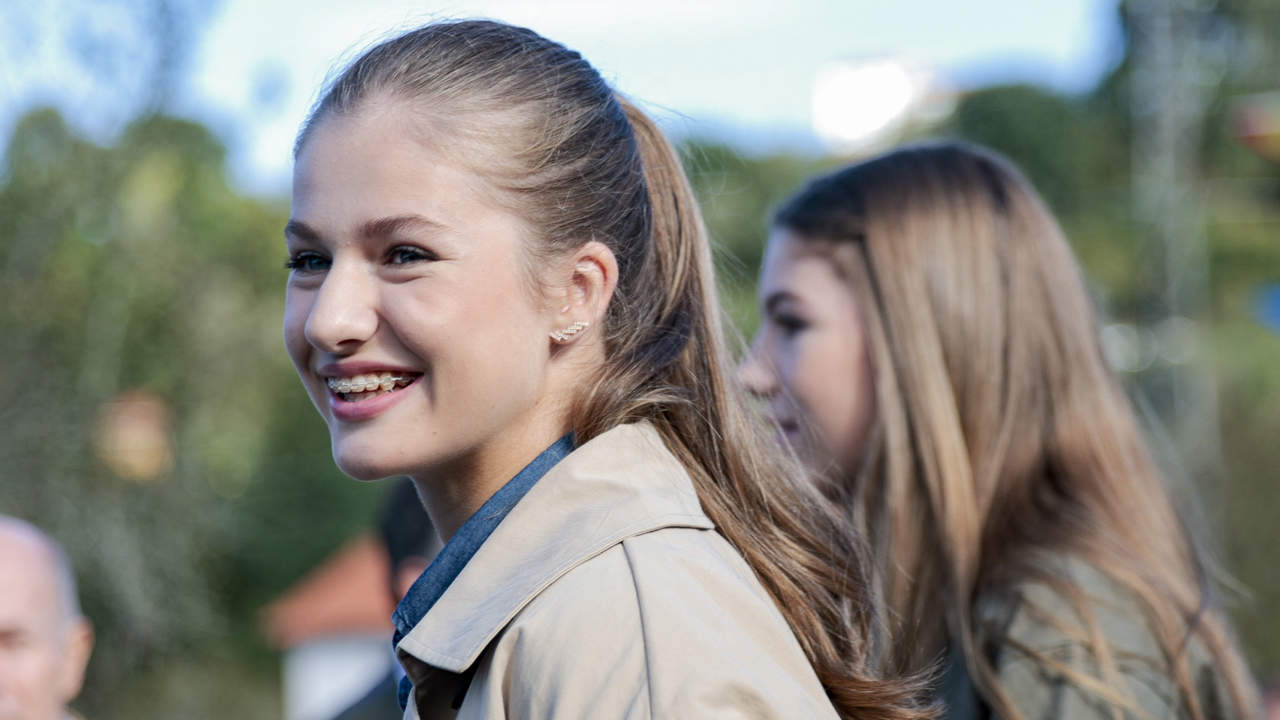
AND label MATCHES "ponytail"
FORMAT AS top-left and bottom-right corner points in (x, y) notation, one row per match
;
(583, 97), (937, 720)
